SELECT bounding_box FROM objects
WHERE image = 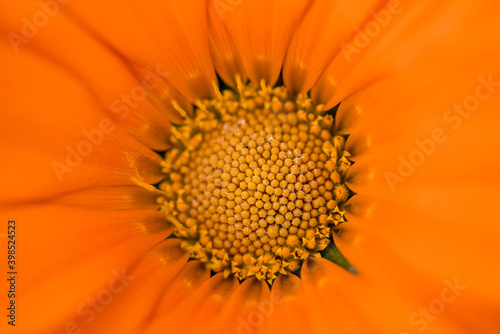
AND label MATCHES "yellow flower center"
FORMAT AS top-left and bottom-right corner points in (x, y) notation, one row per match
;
(159, 81), (352, 284)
